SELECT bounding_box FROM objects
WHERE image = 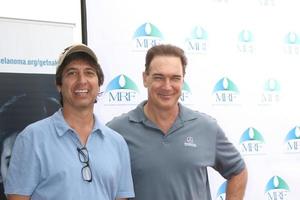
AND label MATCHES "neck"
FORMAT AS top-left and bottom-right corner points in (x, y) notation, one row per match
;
(62, 107), (94, 145)
(144, 102), (179, 134)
